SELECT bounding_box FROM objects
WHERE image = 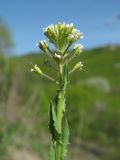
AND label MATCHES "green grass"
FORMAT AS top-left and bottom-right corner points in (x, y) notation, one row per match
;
(0, 45), (120, 159)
